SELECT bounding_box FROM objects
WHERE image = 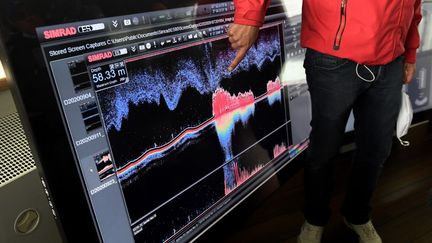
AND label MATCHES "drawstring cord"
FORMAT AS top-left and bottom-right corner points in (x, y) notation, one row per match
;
(356, 63), (376, 82)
